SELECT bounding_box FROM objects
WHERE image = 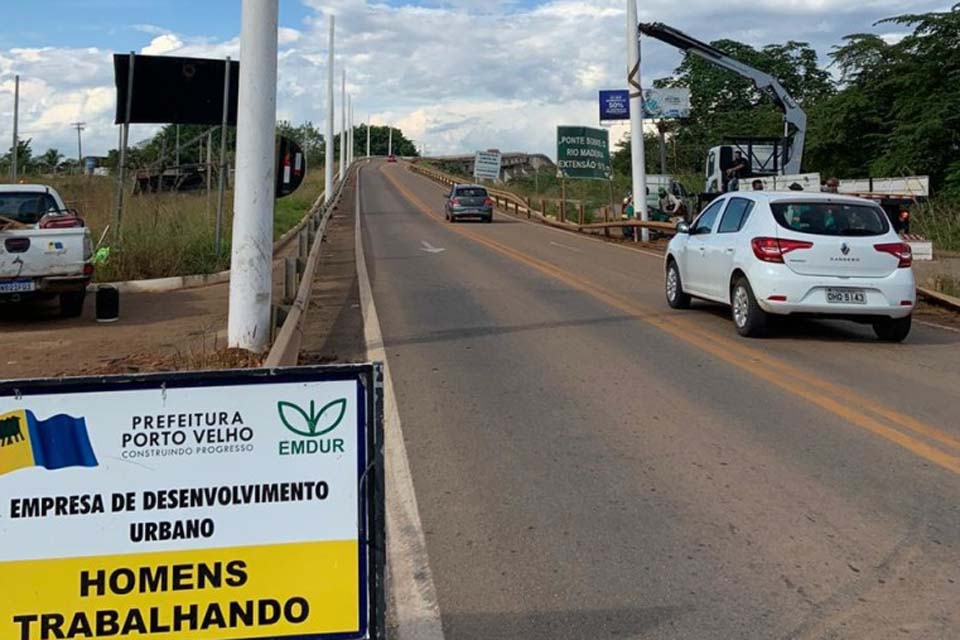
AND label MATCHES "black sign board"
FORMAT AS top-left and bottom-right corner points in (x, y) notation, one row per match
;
(114, 54), (240, 126)
(276, 136), (307, 198)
